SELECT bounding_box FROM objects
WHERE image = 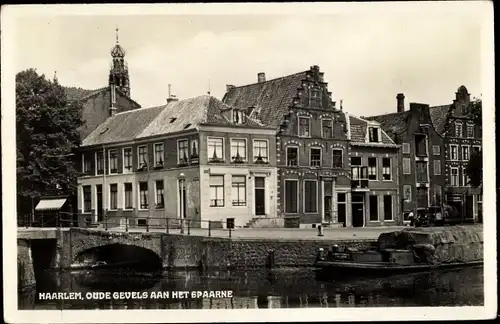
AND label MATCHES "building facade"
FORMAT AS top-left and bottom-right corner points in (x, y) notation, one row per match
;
(223, 66), (351, 227)
(366, 86), (482, 223)
(346, 114), (401, 227)
(77, 95), (277, 229)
